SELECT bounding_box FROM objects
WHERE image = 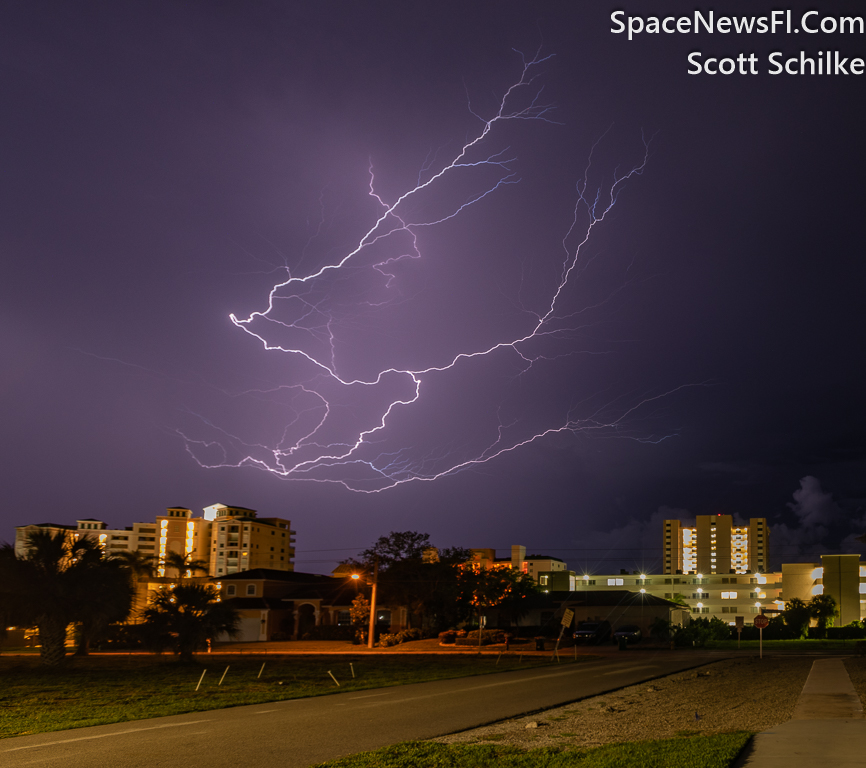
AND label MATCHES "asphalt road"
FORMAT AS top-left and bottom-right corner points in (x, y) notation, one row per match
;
(2, 651), (727, 768)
